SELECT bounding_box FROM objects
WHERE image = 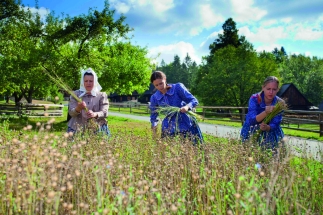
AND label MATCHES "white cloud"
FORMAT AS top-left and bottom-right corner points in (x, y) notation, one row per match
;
(231, 0), (267, 22)
(112, 2), (131, 14)
(111, 0), (174, 14)
(200, 30), (222, 48)
(24, 6), (50, 19)
(294, 26), (323, 41)
(199, 4), (224, 29)
(239, 26), (288, 44)
(151, 0), (174, 13)
(148, 41), (201, 65)
(305, 51), (312, 57)
(255, 43), (281, 53)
